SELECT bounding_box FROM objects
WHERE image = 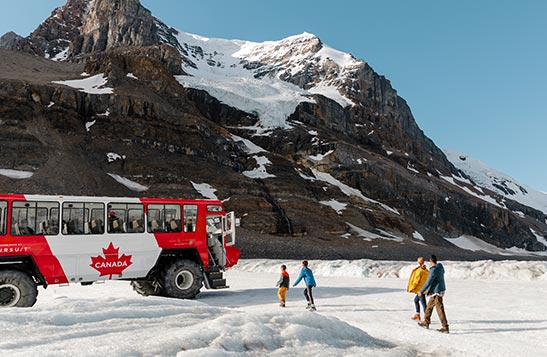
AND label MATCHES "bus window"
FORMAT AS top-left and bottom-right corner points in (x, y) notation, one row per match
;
(63, 202), (104, 235)
(147, 204), (181, 233)
(184, 205), (198, 232)
(11, 201), (59, 236)
(107, 203), (144, 234)
(0, 201), (7, 235)
(90, 208), (105, 234)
